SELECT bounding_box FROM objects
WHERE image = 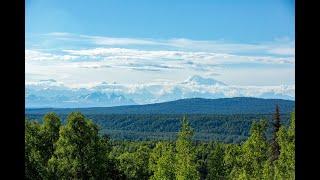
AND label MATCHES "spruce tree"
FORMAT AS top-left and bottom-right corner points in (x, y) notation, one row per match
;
(274, 111), (295, 179)
(242, 120), (269, 178)
(227, 120), (269, 179)
(175, 116), (200, 180)
(271, 105), (281, 162)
